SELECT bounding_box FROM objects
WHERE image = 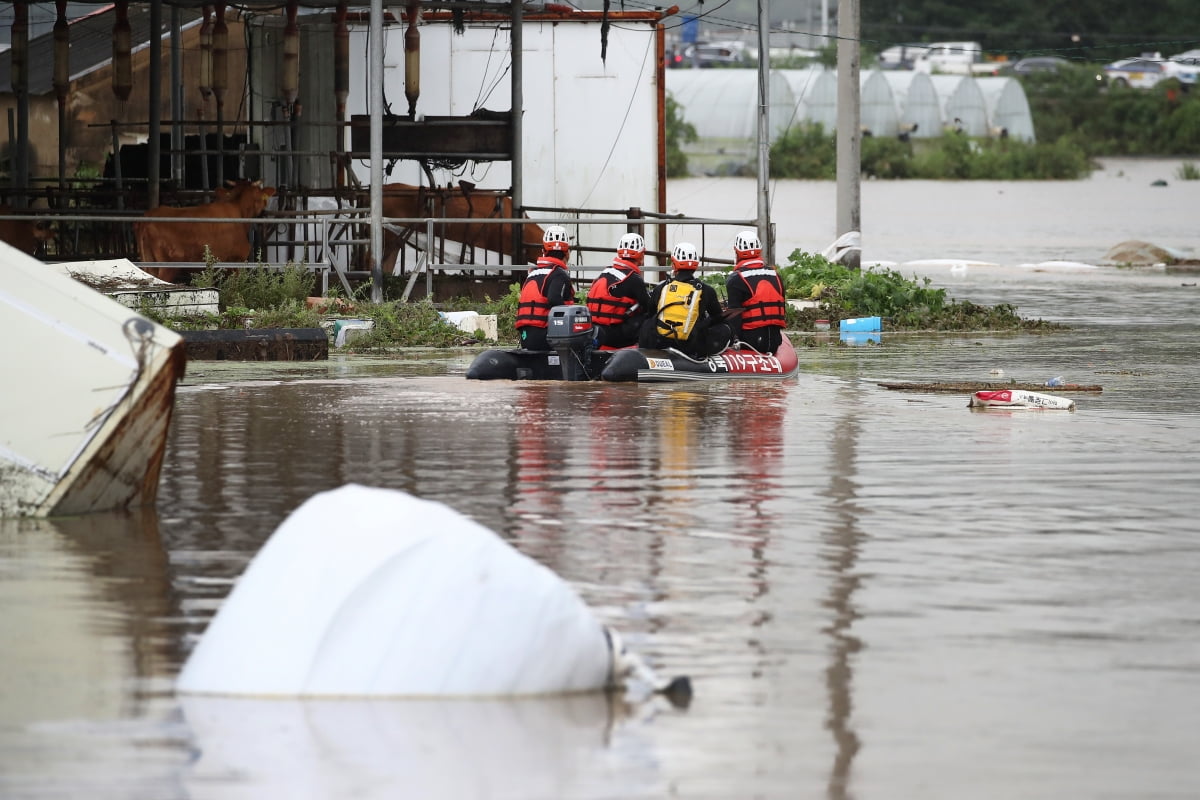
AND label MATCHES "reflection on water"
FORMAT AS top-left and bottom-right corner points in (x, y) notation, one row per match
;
(822, 391), (864, 799)
(5, 170), (1200, 798)
(0, 510), (188, 798)
(180, 692), (664, 799)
